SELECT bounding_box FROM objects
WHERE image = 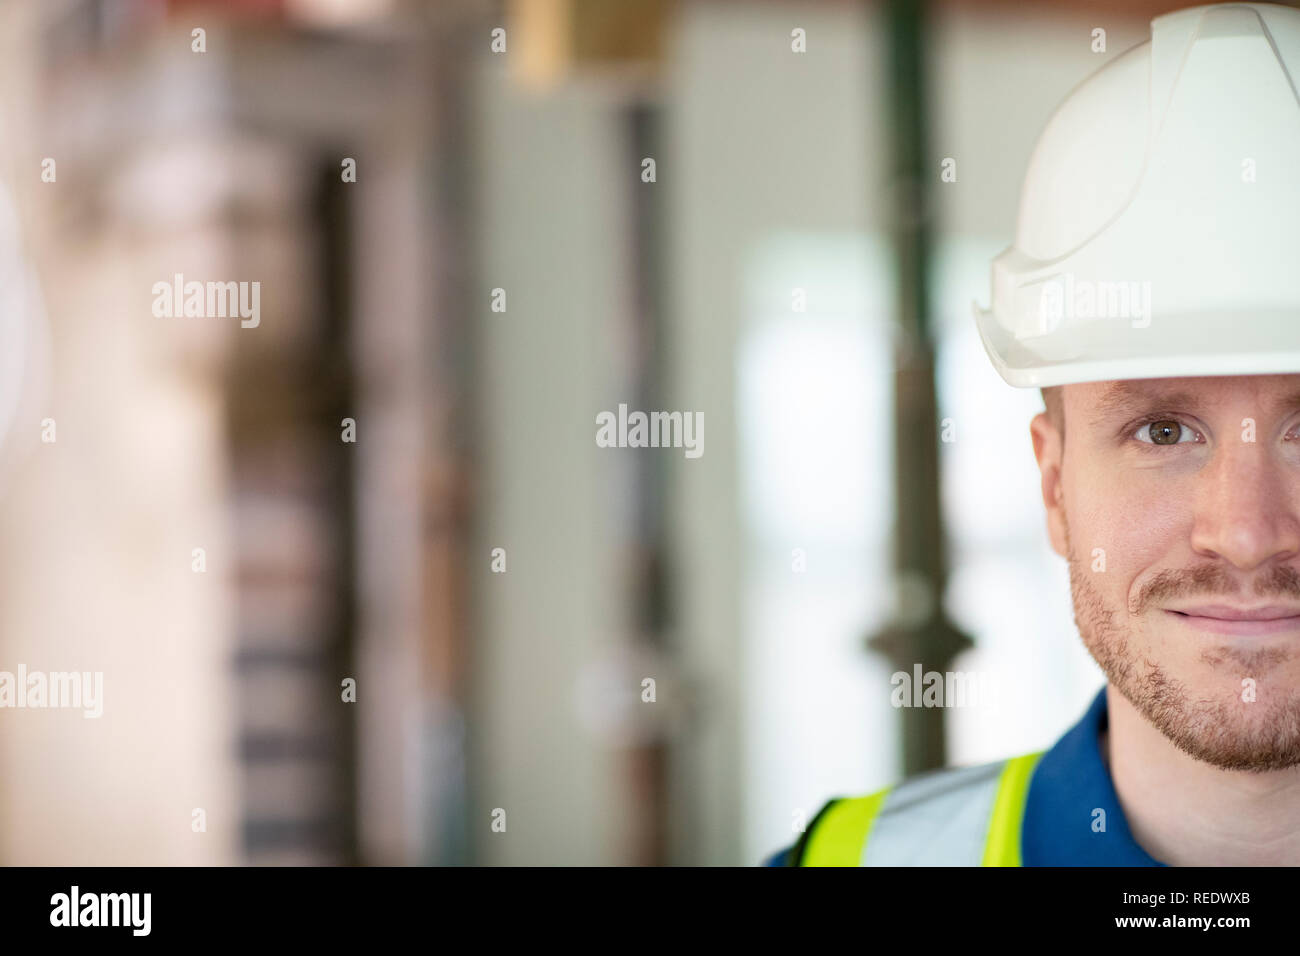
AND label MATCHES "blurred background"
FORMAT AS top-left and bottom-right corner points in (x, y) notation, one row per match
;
(0, 0), (1216, 866)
